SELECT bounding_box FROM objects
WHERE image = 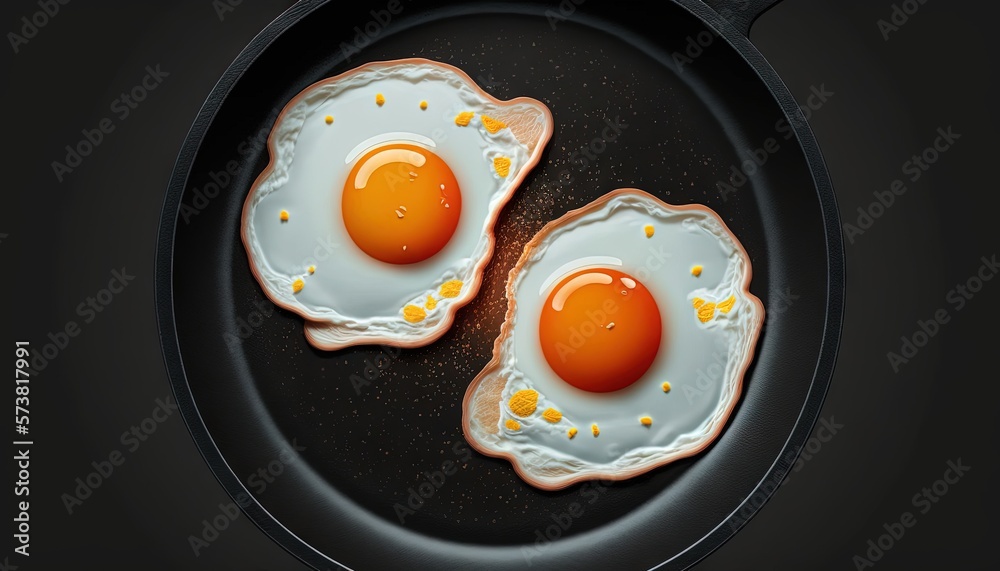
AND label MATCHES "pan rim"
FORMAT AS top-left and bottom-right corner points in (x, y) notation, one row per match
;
(154, 1), (845, 569)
